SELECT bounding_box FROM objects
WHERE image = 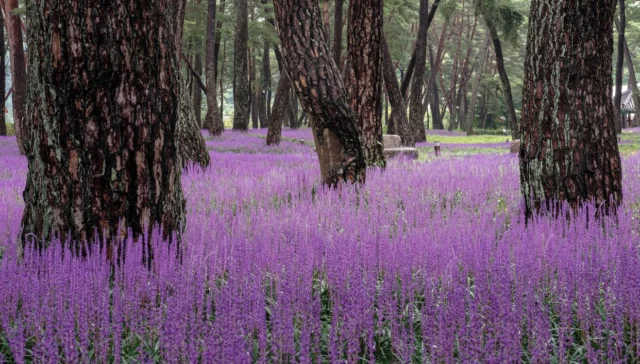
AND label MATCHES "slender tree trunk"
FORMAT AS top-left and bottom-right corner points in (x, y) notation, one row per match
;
(260, 39), (271, 128)
(233, 0), (250, 130)
(382, 37), (411, 145)
(22, 0), (187, 243)
(408, 0), (430, 143)
(332, 0), (345, 67)
(204, 0), (224, 135)
(466, 37), (490, 136)
(486, 21), (518, 140)
(266, 74), (292, 145)
(520, 0), (622, 218)
(0, 8), (5, 136)
(347, 0), (385, 167)
(193, 53), (204, 127)
(5, 0), (26, 154)
(250, 51), (260, 129)
(273, 0), (366, 186)
(614, 0), (625, 133)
